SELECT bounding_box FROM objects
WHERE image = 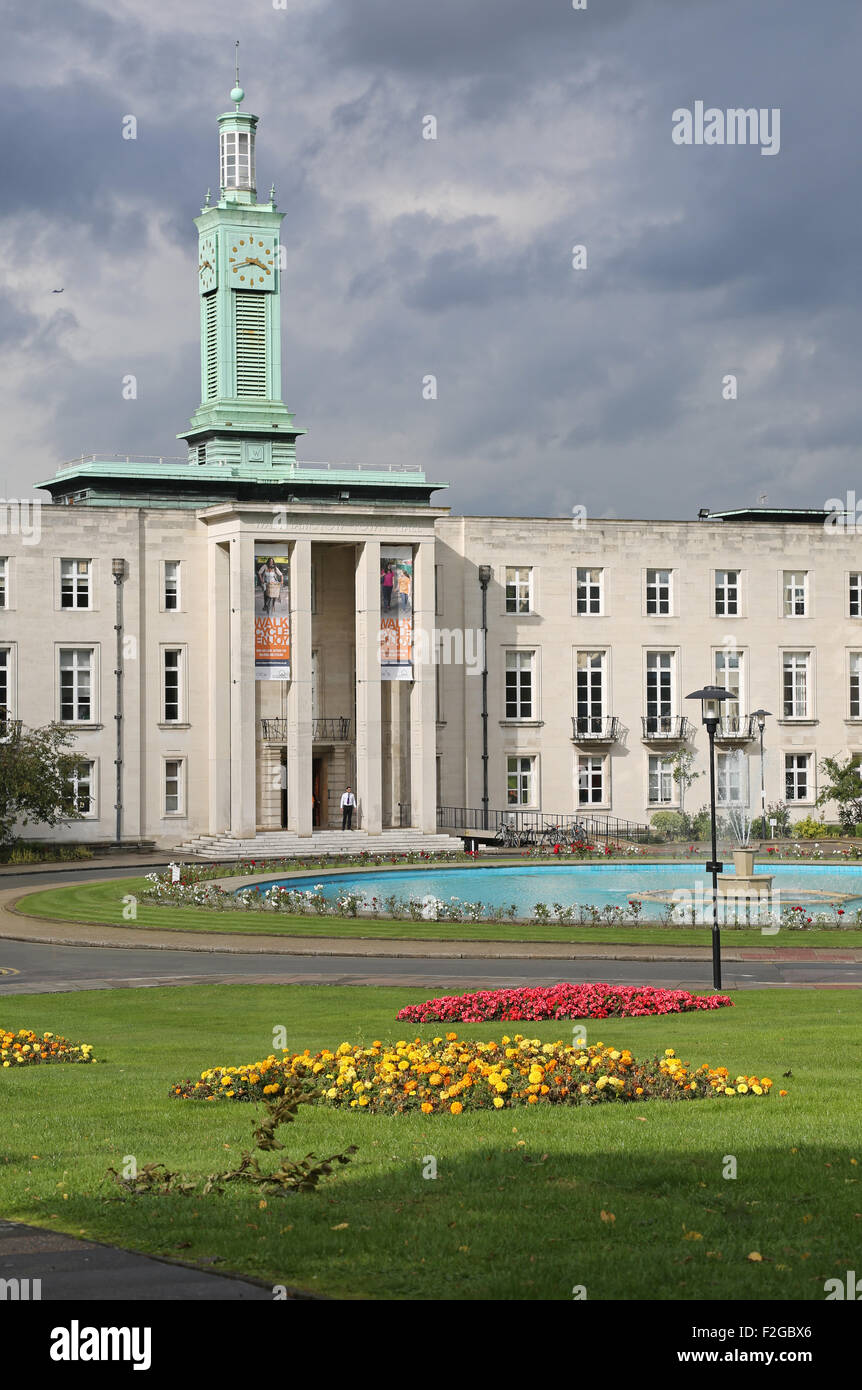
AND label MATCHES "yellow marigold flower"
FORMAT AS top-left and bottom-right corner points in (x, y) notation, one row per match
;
(263, 1084), (280, 1095)
(429, 1073), (442, 1086)
(752, 1084), (762, 1095)
(421, 1102), (433, 1113)
(326, 1088), (337, 1098)
(665, 1049), (675, 1057)
(358, 1095), (369, 1106)
(528, 1095), (538, 1104)
(493, 1097), (504, 1108)
(450, 1101), (463, 1114)
(724, 1087), (735, 1096)
(580, 1084), (591, 1094)
(737, 1084), (749, 1094)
